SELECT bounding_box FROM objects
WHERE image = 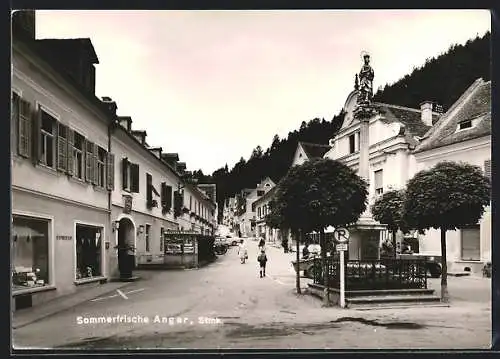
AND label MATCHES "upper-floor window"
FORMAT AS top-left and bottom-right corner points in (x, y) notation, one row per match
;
(189, 195), (193, 210)
(71, 132), (85, 180)
(40, 109), (57, 168)
(257, 190), (265, 196)
(96, 147), (106, 188)
(11, 97), (115, 190)
(374, 169), (383, 195)
(348, 131), (361, 154)
(122, 158), (139, 193)
(161, 182), (173, 213)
